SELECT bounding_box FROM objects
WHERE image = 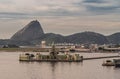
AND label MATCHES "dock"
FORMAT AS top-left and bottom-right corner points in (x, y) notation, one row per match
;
(19, 44), (83, 62)
(19, 59), (82, 62)
(83, 56), (120, 60)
